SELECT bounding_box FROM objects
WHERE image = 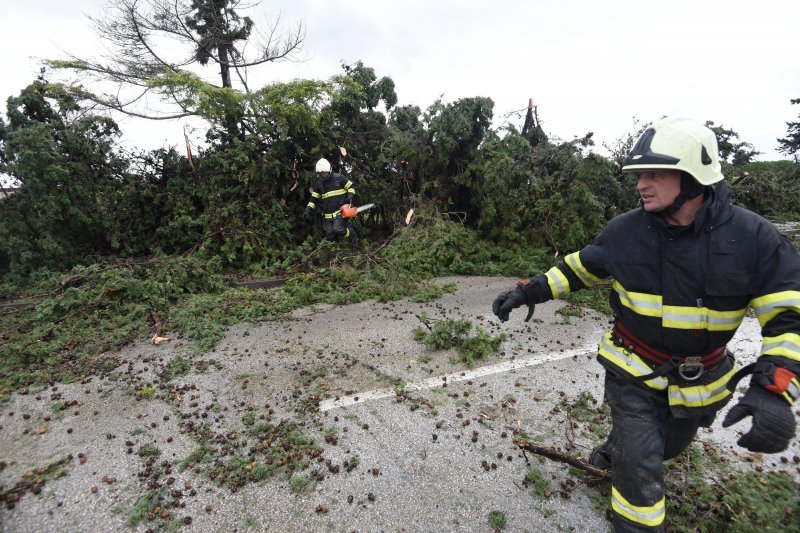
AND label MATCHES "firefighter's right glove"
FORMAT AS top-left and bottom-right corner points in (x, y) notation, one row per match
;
(492, 288), (529, 322)
(722, 385), (796, 454)
(303, 207), (313, 221)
